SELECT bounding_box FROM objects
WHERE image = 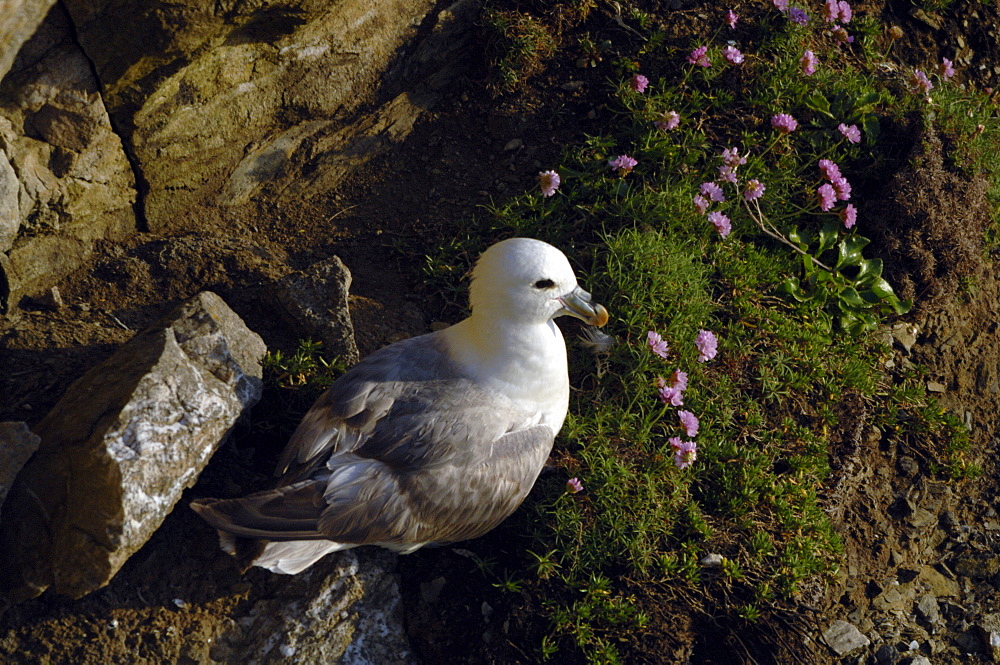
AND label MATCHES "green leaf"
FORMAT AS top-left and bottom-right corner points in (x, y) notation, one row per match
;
(780, 276), (812, 303)
(861, 115), (880, 142)
(806, 93), (834, 118)
(836, 236), (870, 269)
(838, 287), (868, 308)
(854, 258), (883, 284)
(817, 220), (839, 253)
(869, 276), (895, 299)
(787, 226), (810, 251)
